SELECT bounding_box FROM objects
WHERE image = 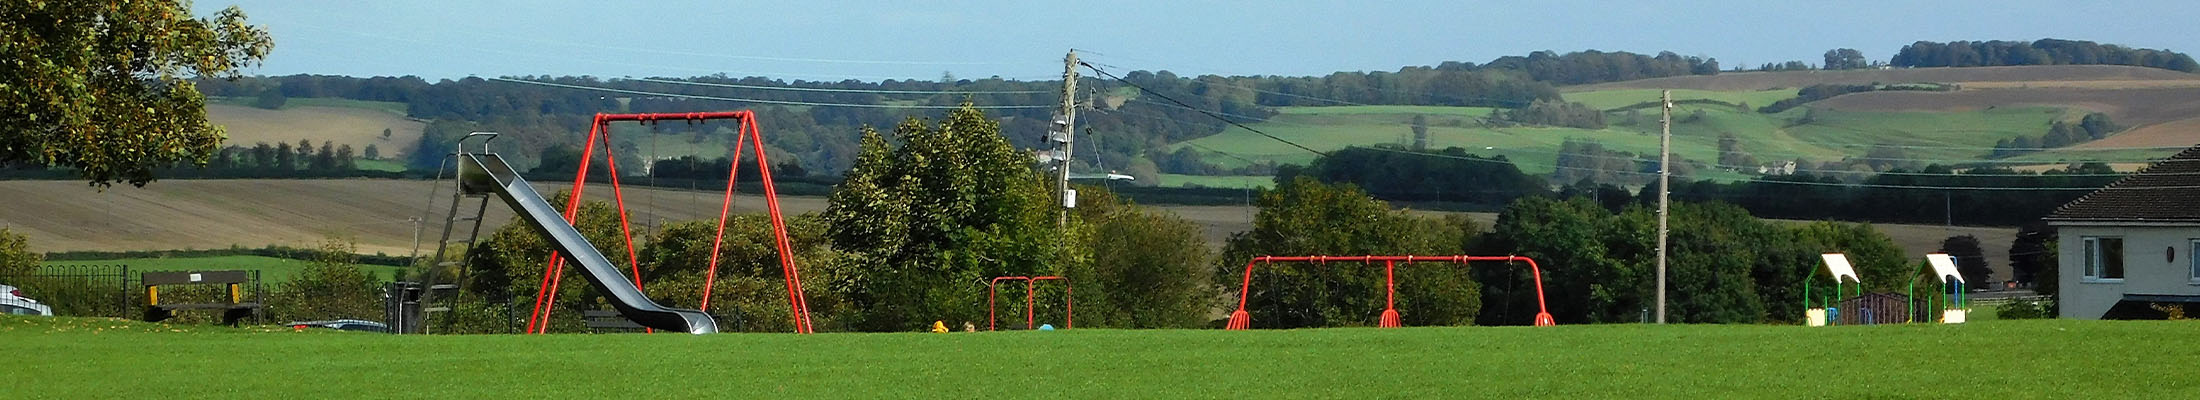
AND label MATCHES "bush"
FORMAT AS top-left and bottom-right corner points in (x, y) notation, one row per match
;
(0, 228), (36, 277)
(1072, 187), (1216, 329)
(1216, 177), (1481, 328)
(1996, 300), (2050, 320)
(265, 238), (382, 322)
